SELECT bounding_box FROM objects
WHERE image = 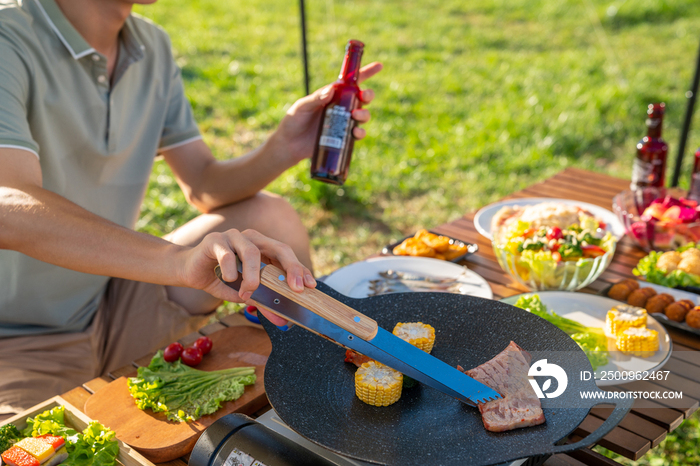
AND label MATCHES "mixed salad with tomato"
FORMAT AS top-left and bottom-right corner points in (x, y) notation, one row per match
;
(505, 224), (612, 261)
(498, 214), (616, 269)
